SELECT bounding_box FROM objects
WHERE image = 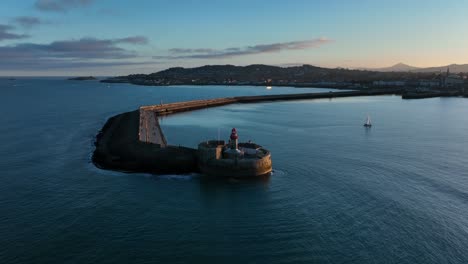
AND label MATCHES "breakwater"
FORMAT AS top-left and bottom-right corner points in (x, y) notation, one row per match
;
(139, 89), (401, 116)
(94, 89), (401, 174)
(402, 90), (461, 99)
(92, 110), (198, 174)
